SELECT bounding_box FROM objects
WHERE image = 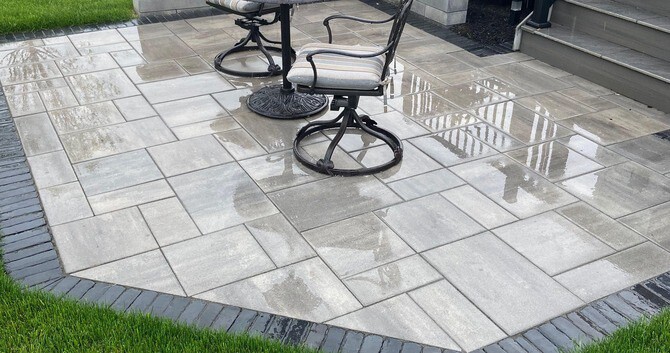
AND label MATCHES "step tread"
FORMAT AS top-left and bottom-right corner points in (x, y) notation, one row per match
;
(564, 0), (670, 33)
(524, 23), (670, 82)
